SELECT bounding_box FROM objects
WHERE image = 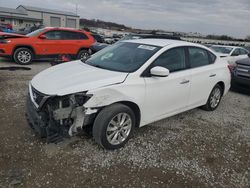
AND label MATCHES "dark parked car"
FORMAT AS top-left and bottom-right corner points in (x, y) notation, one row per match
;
(231, 53), (250, 89)
(91, 33), (105, 43)
(90, 42), (109, 54)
